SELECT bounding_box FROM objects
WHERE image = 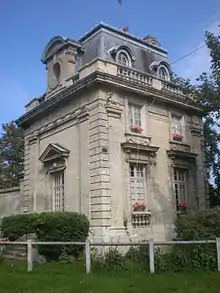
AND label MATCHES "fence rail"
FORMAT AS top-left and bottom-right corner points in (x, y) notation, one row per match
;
(0, 238), (220, 274)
